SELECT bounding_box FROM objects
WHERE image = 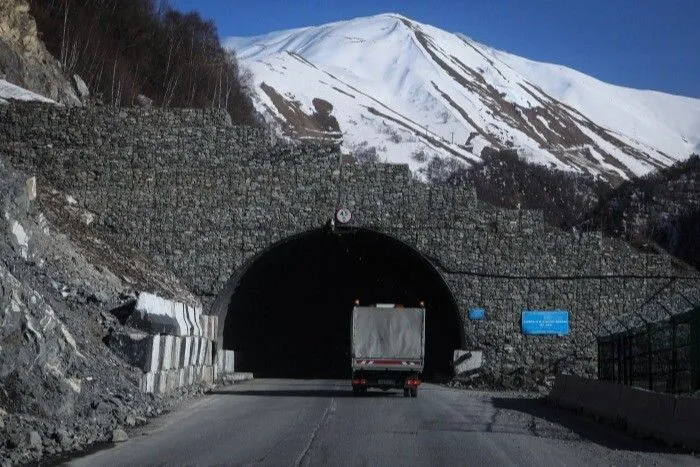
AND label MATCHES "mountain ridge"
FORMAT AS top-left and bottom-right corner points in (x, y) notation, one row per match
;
(227, 13), (700, 184)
